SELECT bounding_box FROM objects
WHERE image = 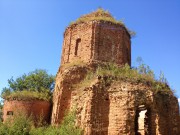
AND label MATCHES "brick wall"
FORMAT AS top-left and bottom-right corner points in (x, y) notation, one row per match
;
(3, 100), (51, 123)
(52, 65), (179, 135)
(52, 15), (179, 135)
(93, 21), (131, 66)
(51, 66), (88, 124)
(60, 21), (131, 66)
(72, 77), (179, 135)
(61, 22), (93, 65)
